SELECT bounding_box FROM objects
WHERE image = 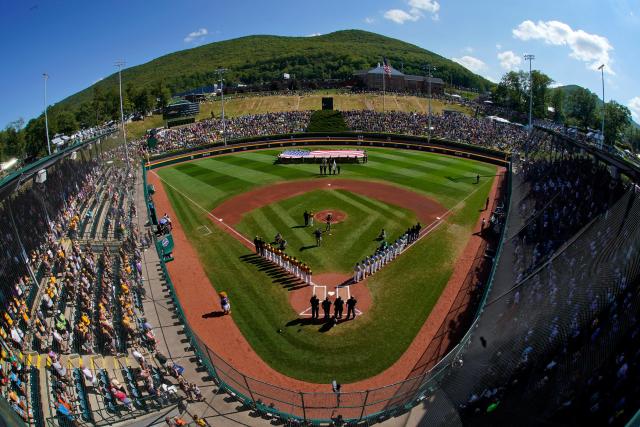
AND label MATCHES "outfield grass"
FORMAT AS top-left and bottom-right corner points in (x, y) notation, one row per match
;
(236, 189), (418, 273)
(127, 92), (473, 139)
(157, 146), (496, 382)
